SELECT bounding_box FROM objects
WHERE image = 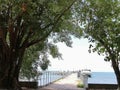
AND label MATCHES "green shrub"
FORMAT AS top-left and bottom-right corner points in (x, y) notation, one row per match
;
(77, 83), (84, 88)
(77, 80), (84, 88)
